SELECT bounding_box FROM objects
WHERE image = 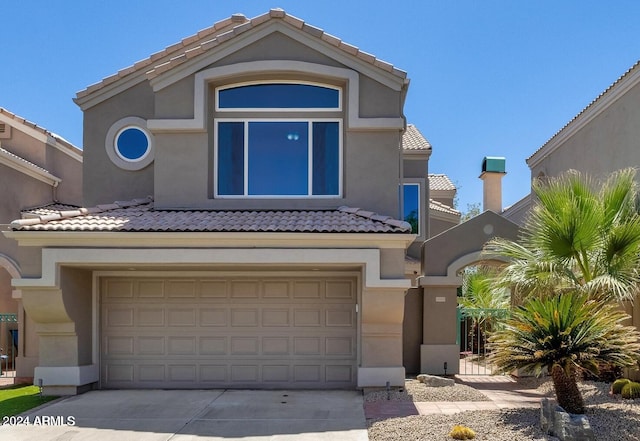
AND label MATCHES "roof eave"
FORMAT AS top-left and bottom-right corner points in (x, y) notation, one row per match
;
(2, 230), (416, 250)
